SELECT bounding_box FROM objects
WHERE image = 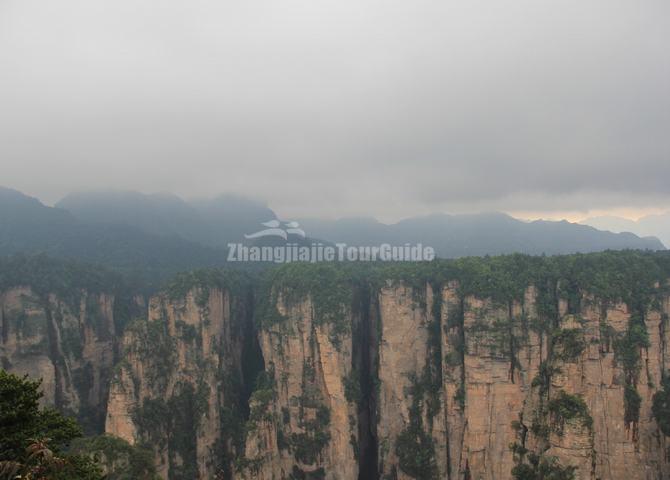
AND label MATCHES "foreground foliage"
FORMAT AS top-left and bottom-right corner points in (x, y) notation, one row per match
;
(0, 370), (102, 480)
